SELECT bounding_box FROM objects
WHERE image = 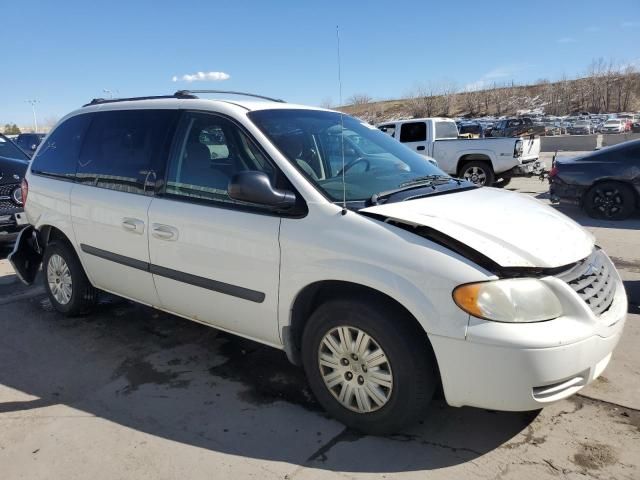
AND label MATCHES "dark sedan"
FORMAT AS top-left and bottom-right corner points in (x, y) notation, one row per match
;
(0, 134), (30, 242)
(549, 139), (640, 220)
